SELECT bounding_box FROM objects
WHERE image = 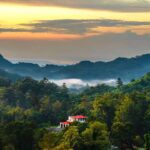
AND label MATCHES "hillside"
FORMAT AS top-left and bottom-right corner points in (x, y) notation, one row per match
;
(0, 54), (150, 81)
(122, 72), (150, 92)
(0, 68), (21, 81)
(80, 73), (150, 97)
(0, 72), (149, 150)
